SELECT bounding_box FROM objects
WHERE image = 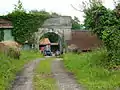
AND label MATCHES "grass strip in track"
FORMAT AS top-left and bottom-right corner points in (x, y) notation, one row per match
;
(33, 57), (57, 90)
